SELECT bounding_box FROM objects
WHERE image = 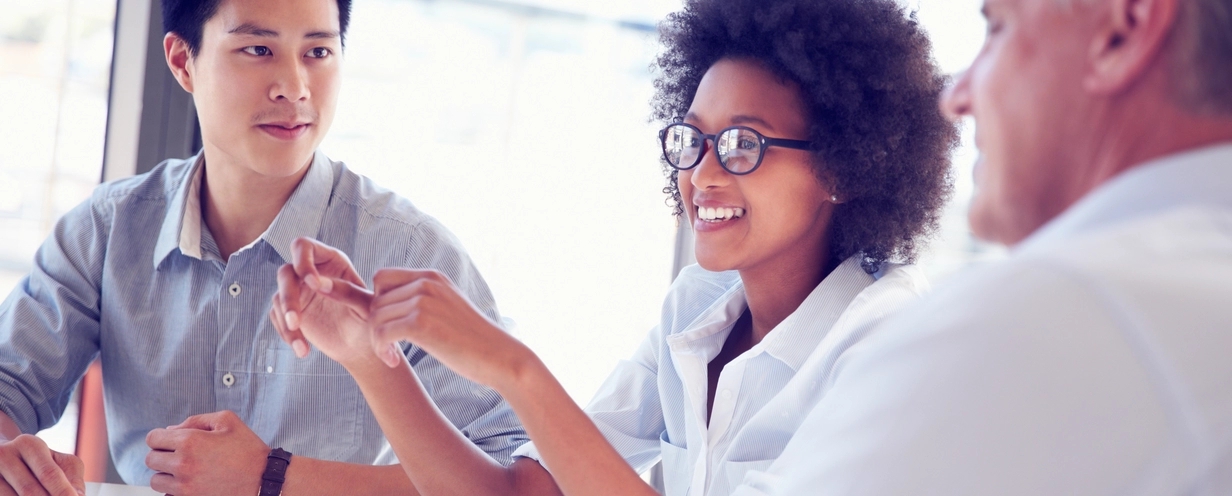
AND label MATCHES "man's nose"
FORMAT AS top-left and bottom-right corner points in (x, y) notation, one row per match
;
(940, 68), (972, 122)
(270, 58), (310, 102)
